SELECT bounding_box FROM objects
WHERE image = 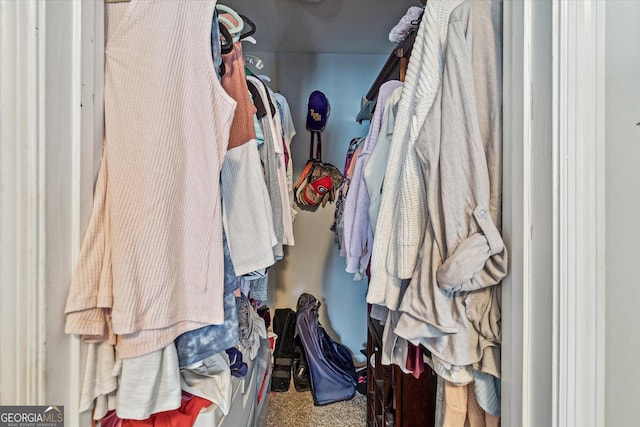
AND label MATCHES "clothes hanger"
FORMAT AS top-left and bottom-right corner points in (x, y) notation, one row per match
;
(216, 4), (244, 42)
(219, 22), (234, 55)
(238, 14), (257, 44)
